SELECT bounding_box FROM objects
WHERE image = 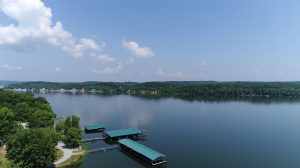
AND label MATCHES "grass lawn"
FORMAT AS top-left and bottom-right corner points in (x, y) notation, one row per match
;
(0, 148), (11, 168)
(56, 144), (88, 168)
(0, 147), (6, 158)
(56, 154), (84, 168)
(56, 149), (64, 161)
